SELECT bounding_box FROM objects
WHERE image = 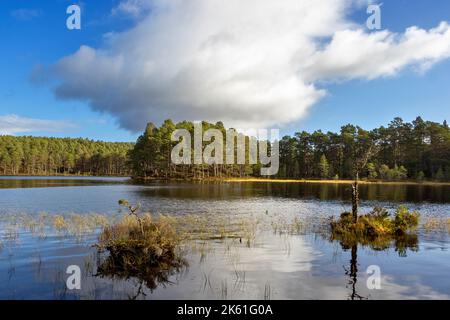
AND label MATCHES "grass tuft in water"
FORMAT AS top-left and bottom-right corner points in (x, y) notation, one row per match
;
(96, 200), (186, 288)
(330, 205), (420, 252)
